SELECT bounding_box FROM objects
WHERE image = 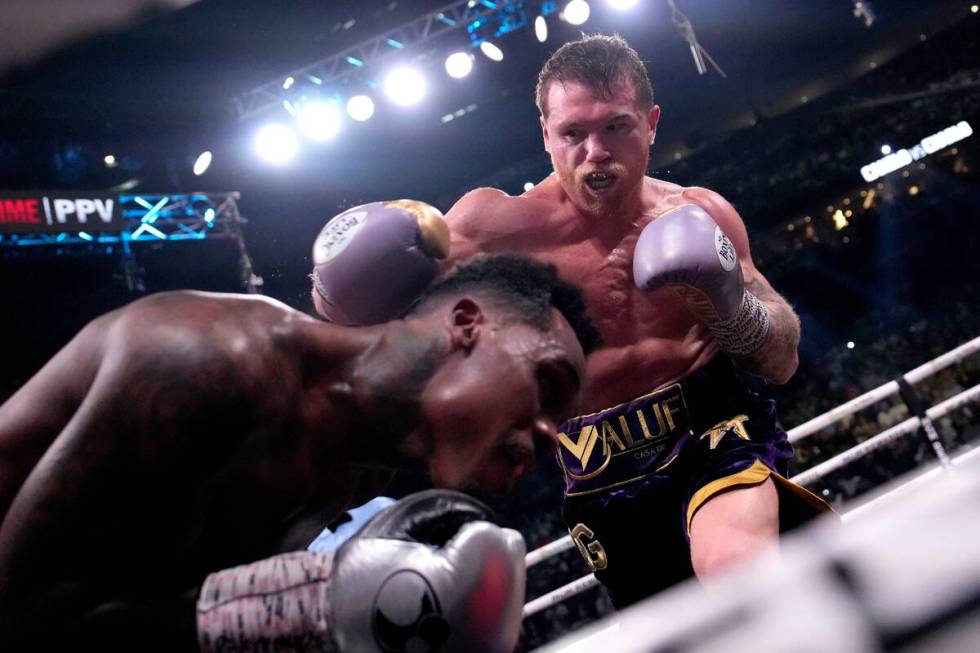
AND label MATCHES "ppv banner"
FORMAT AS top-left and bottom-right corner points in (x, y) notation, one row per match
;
(0, 193), (120, 234)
